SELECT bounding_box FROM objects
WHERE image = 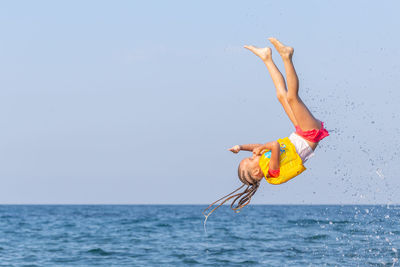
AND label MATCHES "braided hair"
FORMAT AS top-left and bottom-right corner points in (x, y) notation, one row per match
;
(203, 163), (261, 218)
